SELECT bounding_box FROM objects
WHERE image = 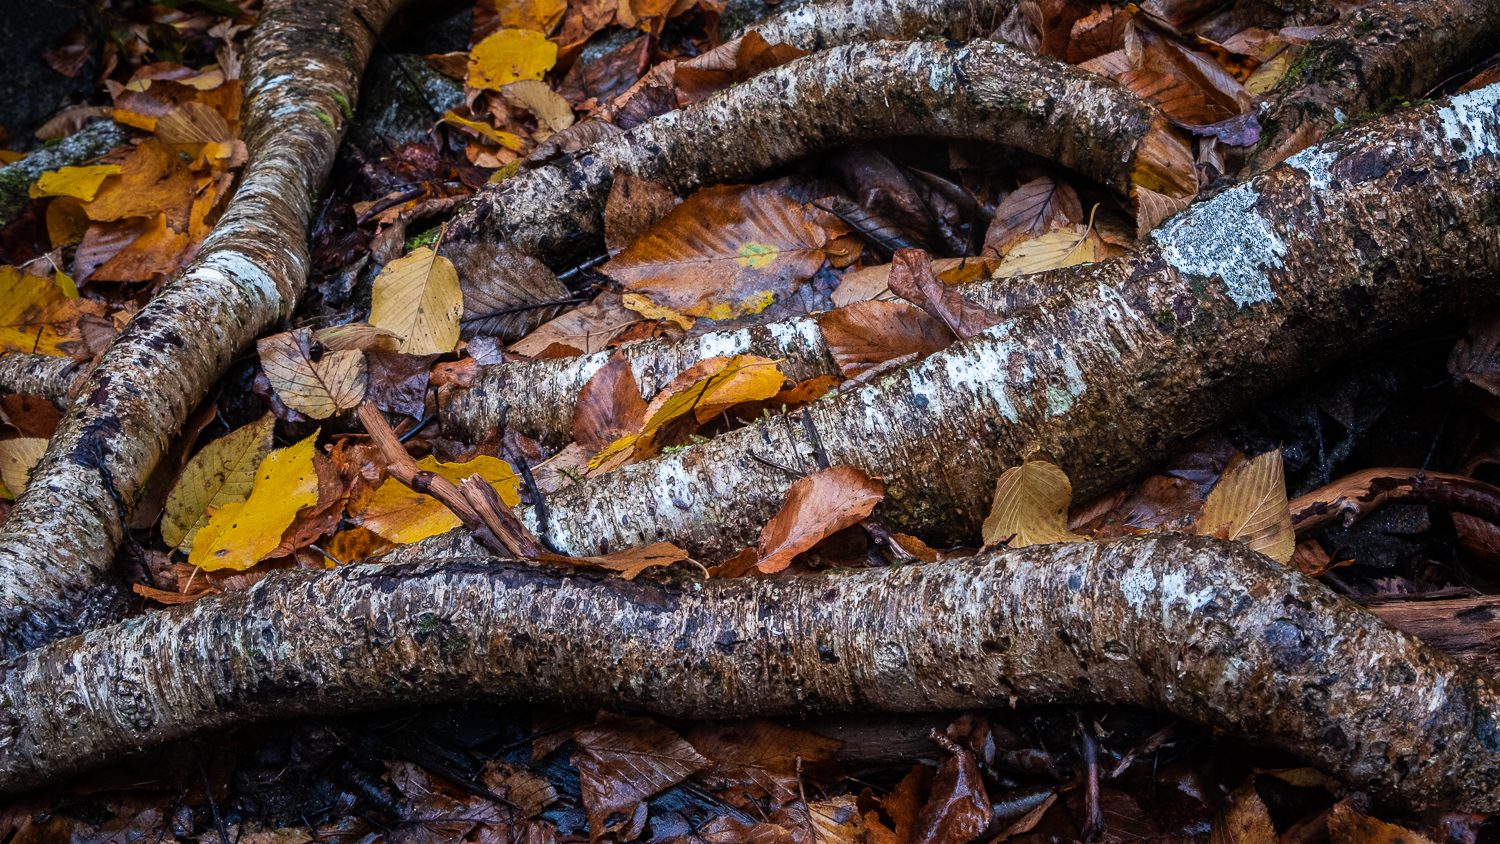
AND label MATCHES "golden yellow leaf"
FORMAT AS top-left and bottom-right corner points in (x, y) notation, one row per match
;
(0, 438), (49, 497)
(369, 247), (464, 355)
(354, 456), (521, 545)
(189, 433), (321, 571)
(993, 229), (1096, 278)
(28, 165), (121, 202)
(981, 459), (1086, 548)
(1196, 449), (1295, 563)
(257, 328), (368, 419)
(468, 28), (558, 91)
(46, 196), (89, 248)
(487, 0), (567, 31)
(0, 264), (105, 355)
(440, 110), (525, 151)
(162, 413), (275, 552)
(502, 80), (574, 132)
